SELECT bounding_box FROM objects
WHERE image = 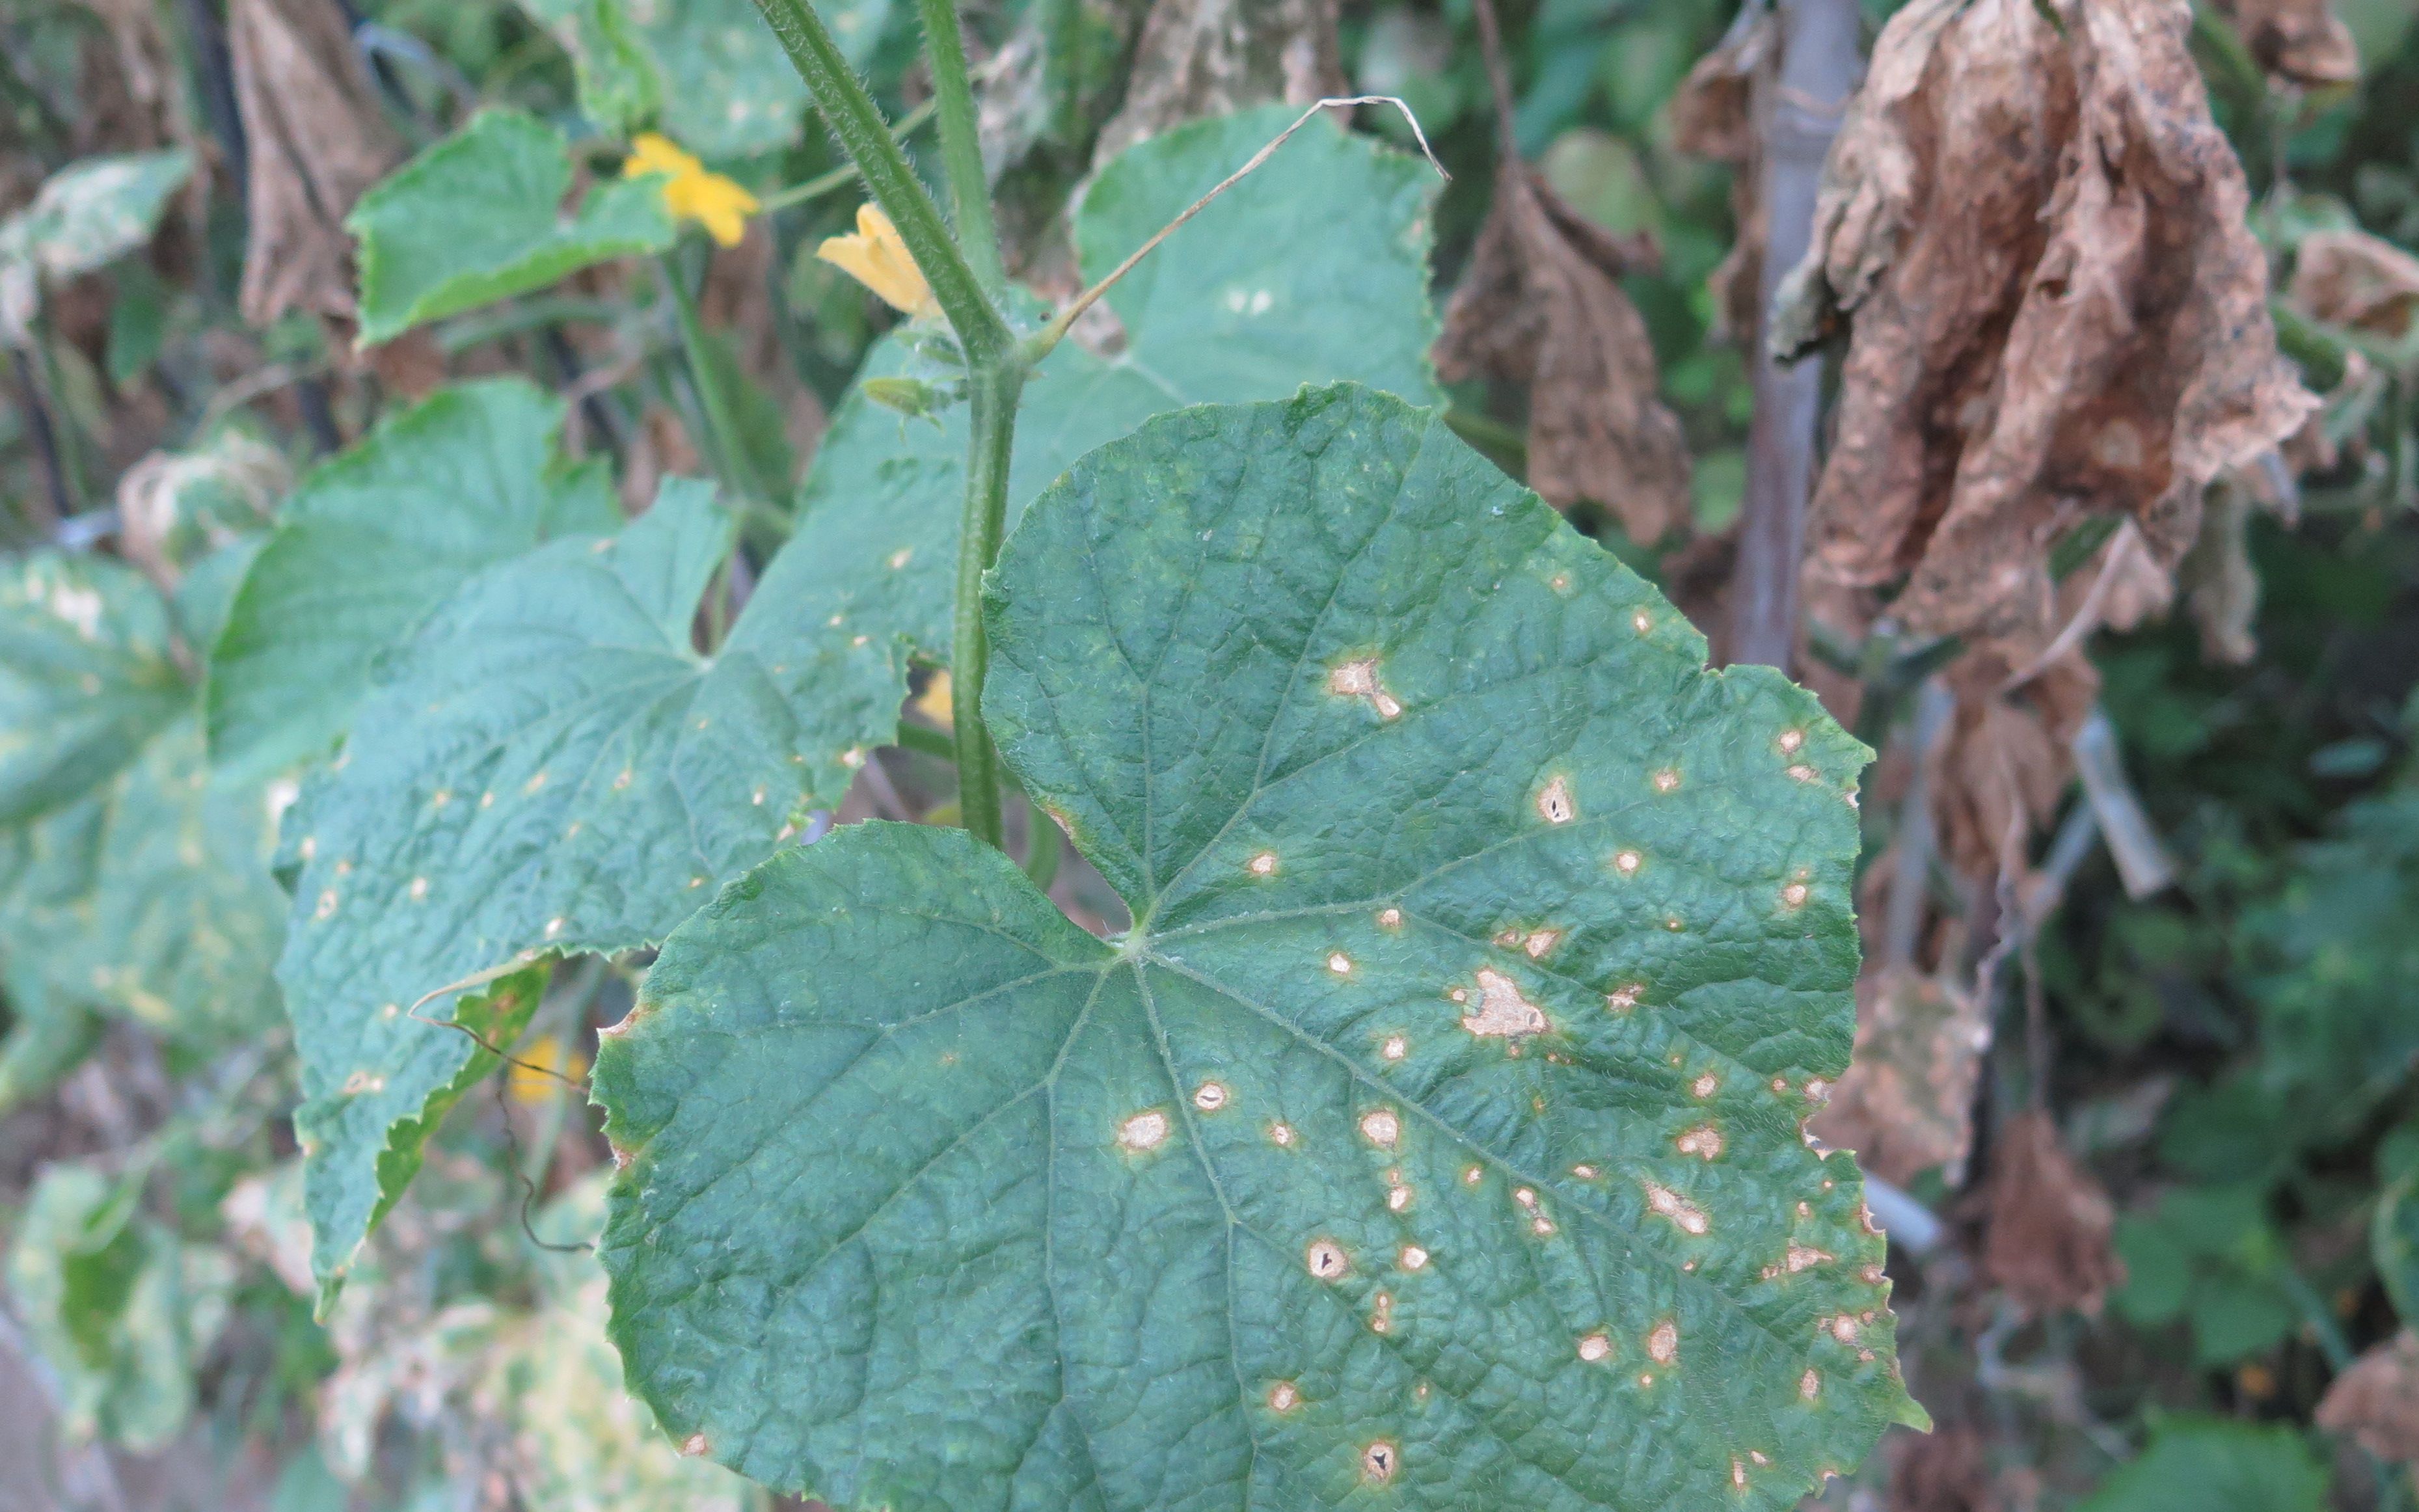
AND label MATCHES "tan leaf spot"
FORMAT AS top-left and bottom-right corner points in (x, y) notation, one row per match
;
(1193, 1082), (1228, 1112)
(1377, 906), (1402, 928)
(1578, 1332), (1612, 1362)
(1381, 1034), (1408, 1062)
(1247, 850), (1278, 876)
(1536, 775), (1576, 824)
(1647, 1319), (1678, 1364)
(1118, 1111), (1169, 1151)
(1463, 968), (1547, 1038)
(1399, 1244), (1429, 1271)
(1786, 1244), (1833, 1273)
(1643, 1181), (1710, 1234)
(1800, 1369), (1820, 1400)
(1360, 1109), (1401, 1148)
(1328, 658), (1404, 720)
(1522, 928), (1563, 959)
(1651, 768), (1681, 794)
(1327, 952), (1353, 976)
(1268, 1381), (1299, 1412)
(1361, 1441), (1398, 1484)
(1268, 1121), (1297, 1147)
(1675, 1124), (1724, 1159)
(1306, 1239), (1349, 1281)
